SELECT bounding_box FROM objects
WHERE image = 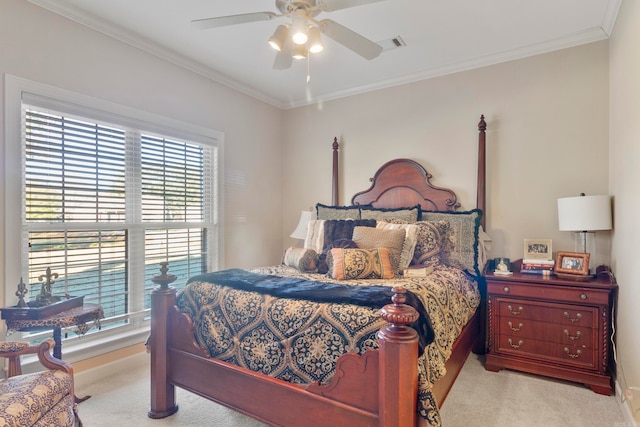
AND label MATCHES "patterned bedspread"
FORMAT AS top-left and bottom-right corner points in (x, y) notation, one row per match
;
(176, 262), (480, 426)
